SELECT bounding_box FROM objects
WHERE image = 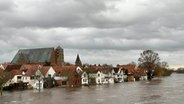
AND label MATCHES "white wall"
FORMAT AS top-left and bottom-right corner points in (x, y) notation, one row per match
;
(45, 67), (56, 78)
(0, 64), (5, 70)
(96, 71), (102, 84)
(81, 72), (88, 85)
